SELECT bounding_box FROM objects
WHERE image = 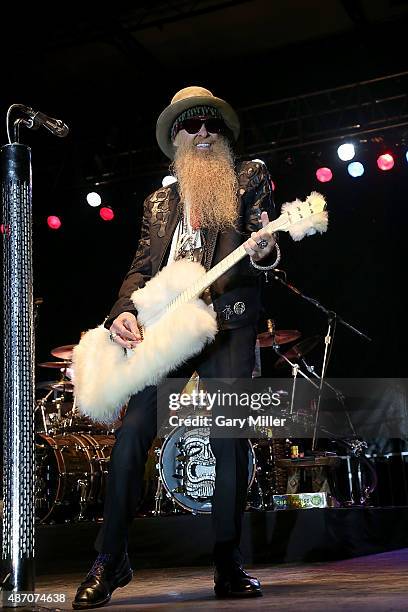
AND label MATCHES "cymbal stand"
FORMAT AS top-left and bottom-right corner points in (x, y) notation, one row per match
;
(272, 342), (322, 433)
(154, 474), (164, 516)
(76, 479), (88, 521)
(272, 344), (320, 391)
(289, 363), (299, 416)
(68, 394), (79, 427)
(271, 345), (357, 439)
(300, 356), (357, 437)
(311, 313), (336, 451)
(35, 388), (54, 434)
(52, 393), (65, 422)
(269, 270), (371, 450)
